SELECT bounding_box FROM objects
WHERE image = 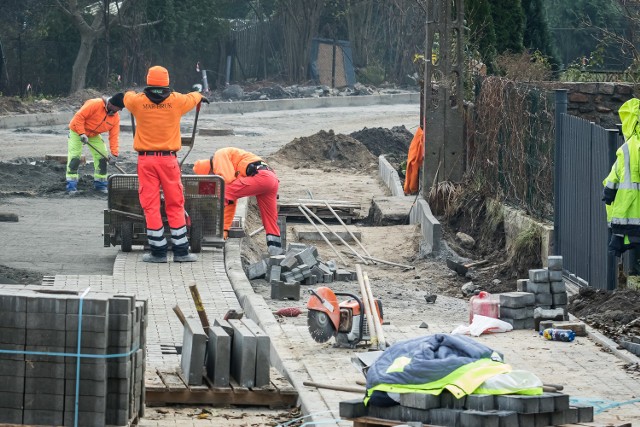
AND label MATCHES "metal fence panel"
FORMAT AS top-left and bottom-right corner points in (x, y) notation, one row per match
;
(557, 104), (622, 289)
